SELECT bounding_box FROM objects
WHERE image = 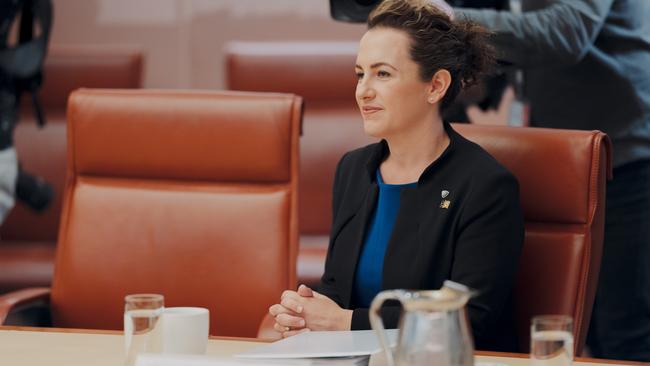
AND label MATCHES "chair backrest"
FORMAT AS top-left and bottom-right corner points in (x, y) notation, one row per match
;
(225, 41), (368, 234)
(51, 89), (301, 337)
(226, 43), (373, 282)
(453, 123), (611, 356)
(225, 42), (358, 109)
